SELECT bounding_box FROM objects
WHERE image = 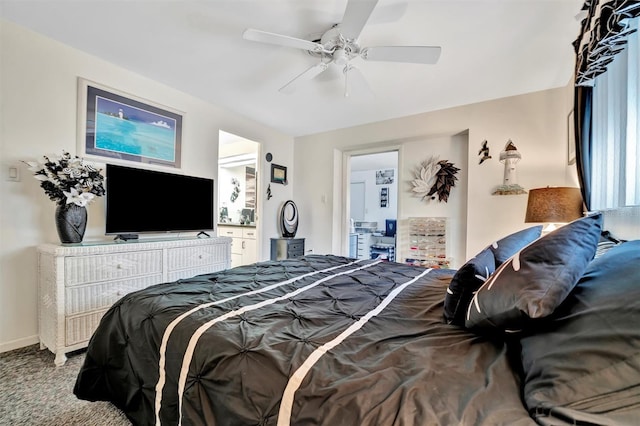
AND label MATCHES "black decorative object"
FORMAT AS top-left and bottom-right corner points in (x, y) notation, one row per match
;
(428, 160), (460, 202)
(230, 178), (240, 202)
(478, 140), (491, 164)
(279, 200), (299, 238)
(265, 152), (273, 162)
(55, 203), (87, 244)
(267, 184), (273, 200)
